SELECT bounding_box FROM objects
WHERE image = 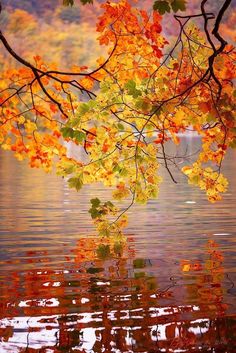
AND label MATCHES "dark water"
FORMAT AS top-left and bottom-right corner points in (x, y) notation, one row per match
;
(0, 137), (236, 352)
